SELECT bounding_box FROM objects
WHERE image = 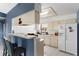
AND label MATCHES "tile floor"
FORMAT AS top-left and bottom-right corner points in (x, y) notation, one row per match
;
(0, 43), (75, 56)
(44, 45), (75, 56)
